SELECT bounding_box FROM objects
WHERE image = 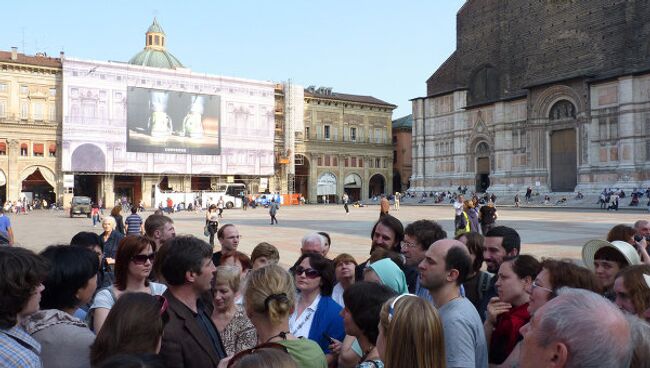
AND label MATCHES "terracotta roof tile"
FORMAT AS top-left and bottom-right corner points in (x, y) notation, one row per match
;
(0, 50), (61, 68)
